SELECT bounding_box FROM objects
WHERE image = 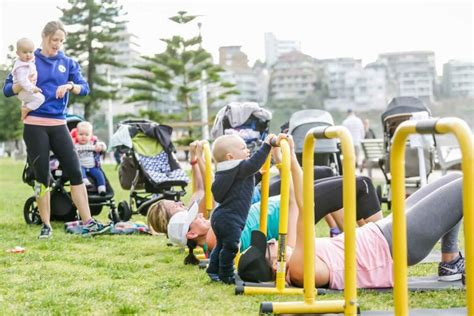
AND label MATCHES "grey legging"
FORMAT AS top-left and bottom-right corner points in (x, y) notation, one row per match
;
(377, 172), (463, 265)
